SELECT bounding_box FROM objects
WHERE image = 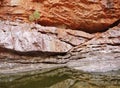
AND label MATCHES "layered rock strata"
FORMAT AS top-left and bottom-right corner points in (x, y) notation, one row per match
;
(0, 20), (120, 73)
(0, 0), (120, 32)
(0, 20), (93, 53)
